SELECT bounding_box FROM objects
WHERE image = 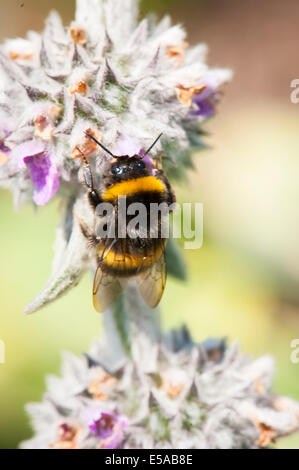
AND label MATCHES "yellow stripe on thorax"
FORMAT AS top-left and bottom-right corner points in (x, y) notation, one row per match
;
(102, 176), (165, 201)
